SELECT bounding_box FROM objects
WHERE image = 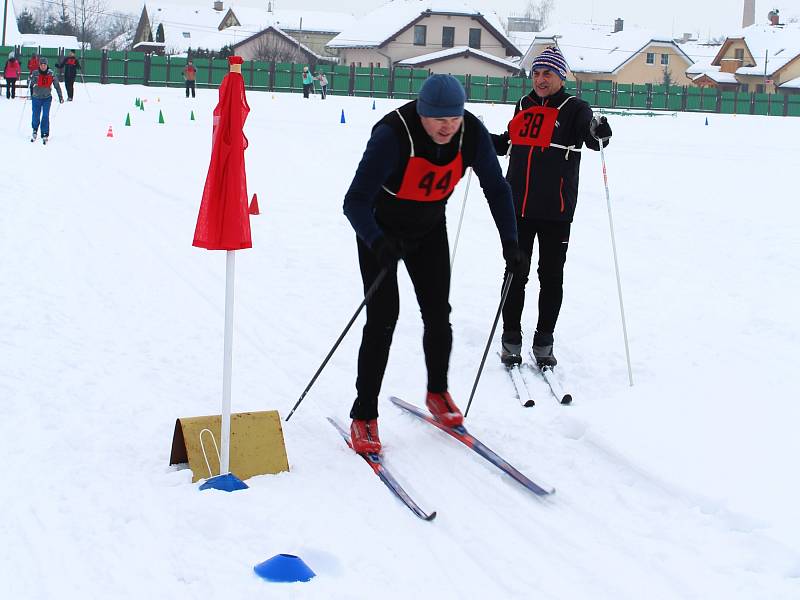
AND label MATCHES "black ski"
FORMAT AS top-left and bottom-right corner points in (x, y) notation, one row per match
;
(327, 417), (436, 521)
